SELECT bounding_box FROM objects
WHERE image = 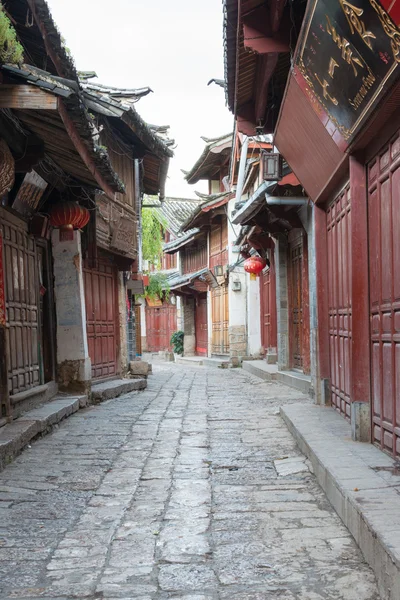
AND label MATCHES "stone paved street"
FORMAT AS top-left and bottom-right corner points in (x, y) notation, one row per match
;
(0, 363), (380, 599)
